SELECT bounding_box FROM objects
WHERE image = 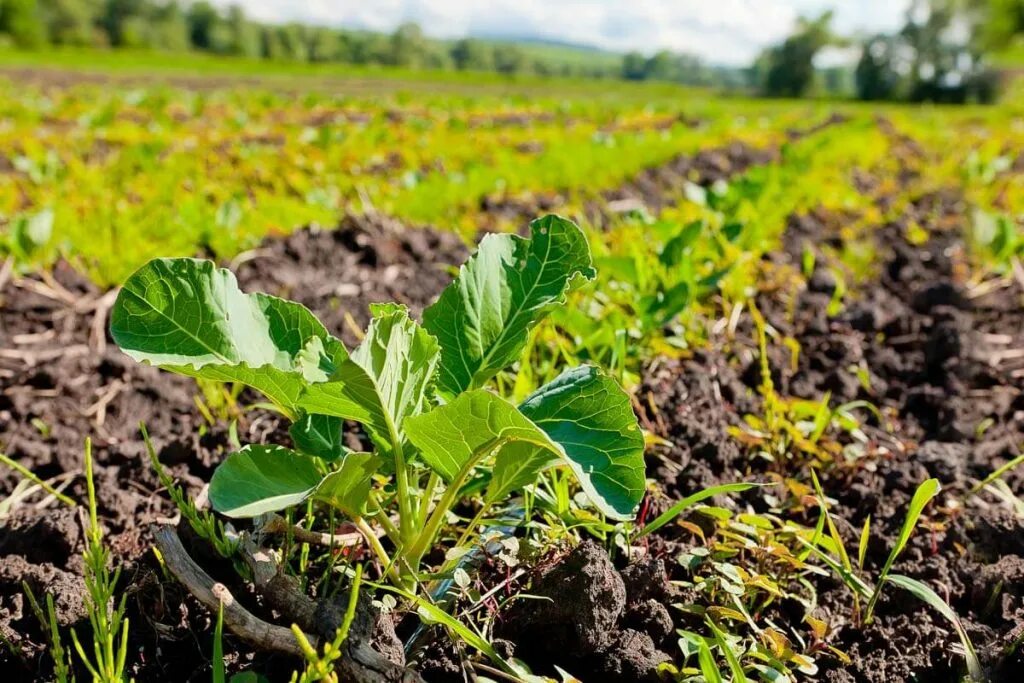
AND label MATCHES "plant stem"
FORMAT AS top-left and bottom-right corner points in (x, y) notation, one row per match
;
(401, 456), (483, 572)
(417, 471), (441, 528)
(385, 417), (415, 545)
(368, 493), (402, 542)
(353, 517), (406, 589)
(454, 503), (491, 550)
